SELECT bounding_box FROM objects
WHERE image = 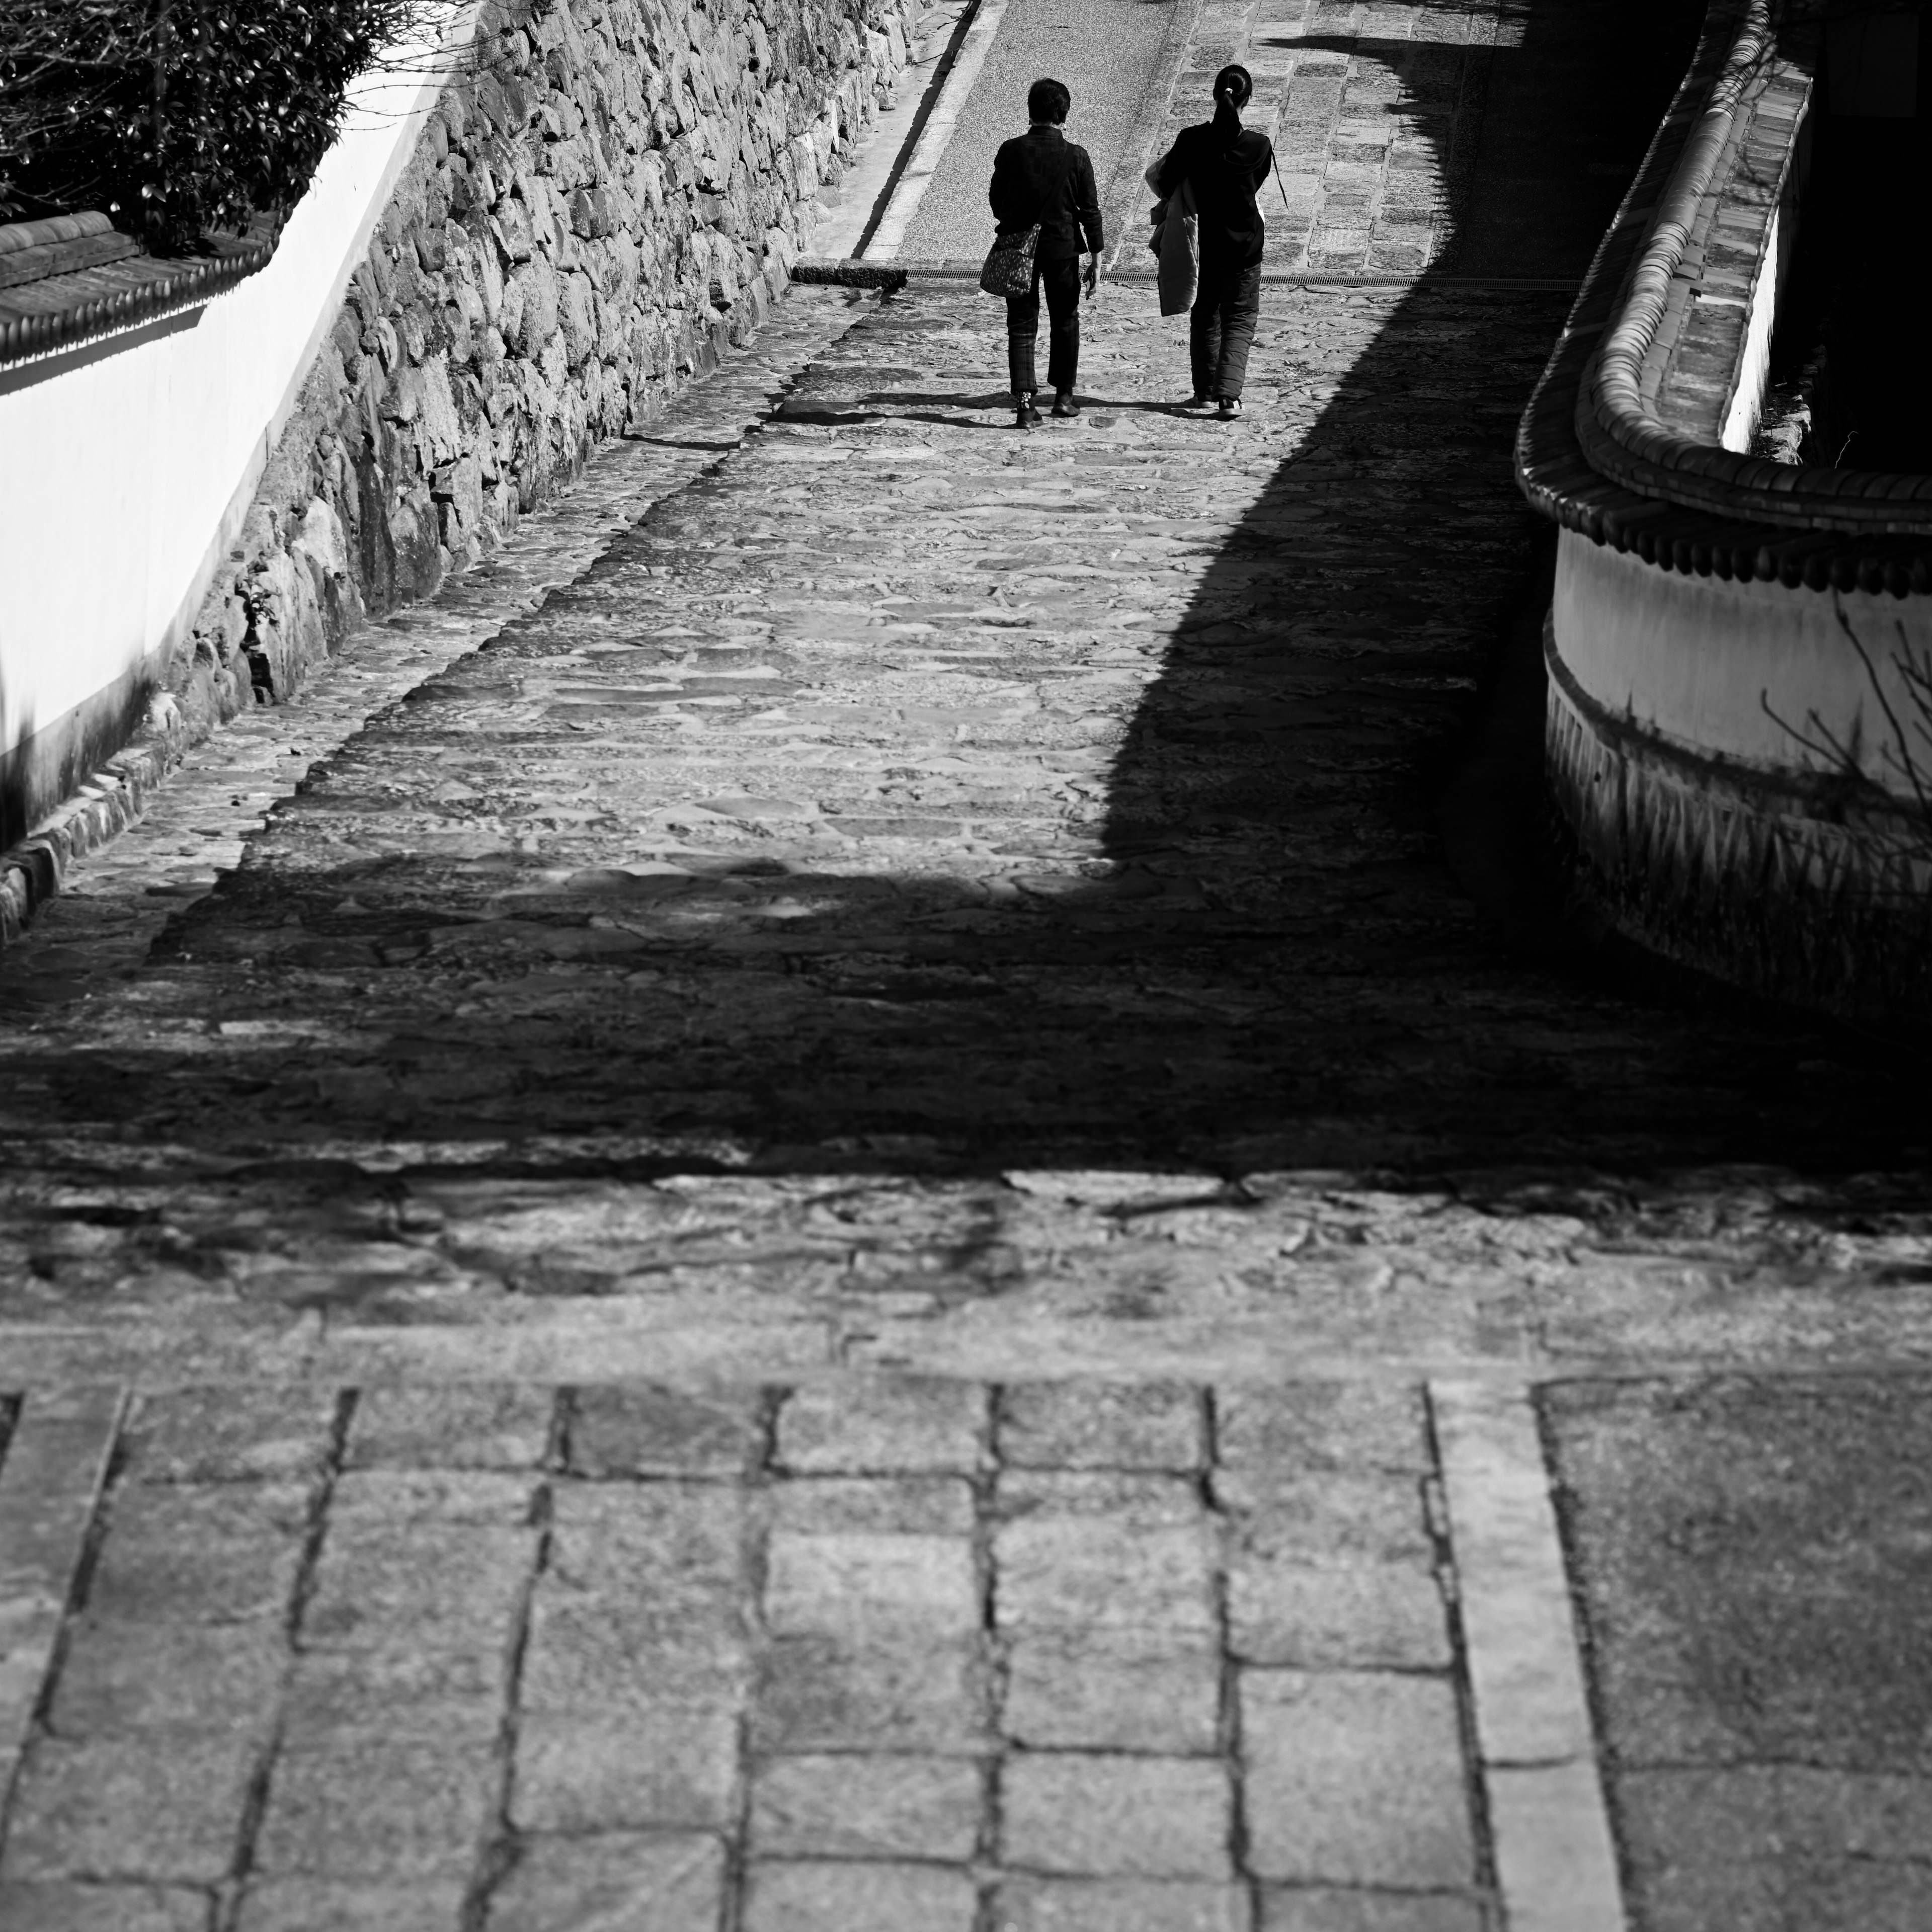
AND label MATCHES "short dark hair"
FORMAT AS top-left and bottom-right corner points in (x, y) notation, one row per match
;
(1213, 64), (1253, 109)
(1028, 77), (1071, 123)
